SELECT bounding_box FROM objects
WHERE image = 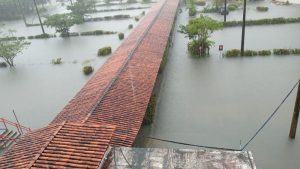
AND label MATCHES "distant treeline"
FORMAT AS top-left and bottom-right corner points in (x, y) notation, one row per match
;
(0, 0), (49, 20)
